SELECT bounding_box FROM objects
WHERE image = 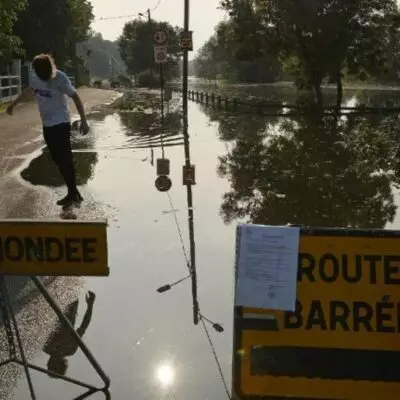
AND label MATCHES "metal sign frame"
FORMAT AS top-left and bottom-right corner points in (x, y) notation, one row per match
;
(232, 227), (400, 400)
(0, 218), (111, 399)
